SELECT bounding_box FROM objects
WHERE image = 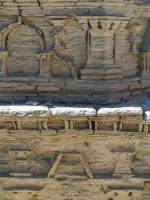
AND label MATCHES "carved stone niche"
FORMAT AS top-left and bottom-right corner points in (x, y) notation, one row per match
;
(78, 17), (129, 80)
(0, 19), (47, 79)
(6, 25), (43, 76)
(111, 145), (135, 178)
